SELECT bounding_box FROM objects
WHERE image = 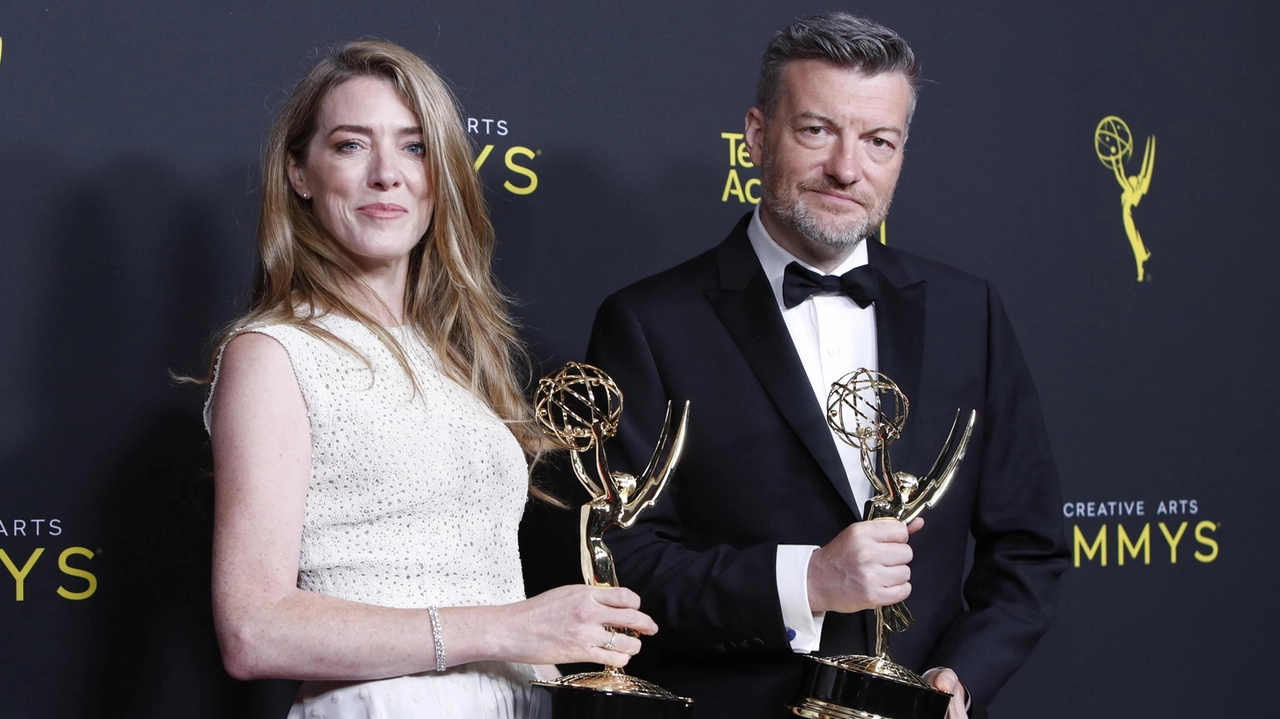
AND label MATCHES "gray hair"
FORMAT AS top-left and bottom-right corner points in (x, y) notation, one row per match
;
(756, 12), (921, 125)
